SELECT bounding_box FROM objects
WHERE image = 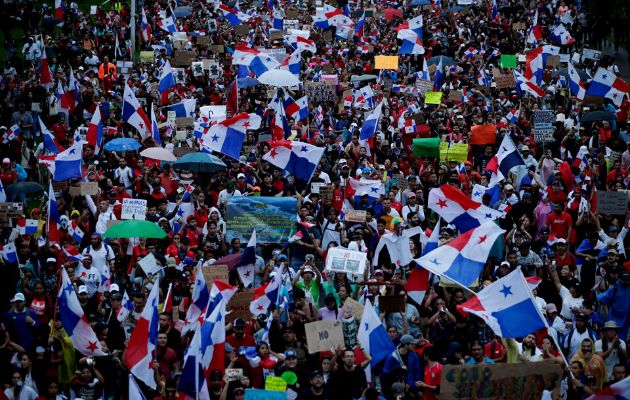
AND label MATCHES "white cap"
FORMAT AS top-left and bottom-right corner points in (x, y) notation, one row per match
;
(237, 173), (246, 179)
(11, 292), (25, 302)
(109, 283), (120, 293)
(77, 285), (88, 294)
(2, 158), (10, 164)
